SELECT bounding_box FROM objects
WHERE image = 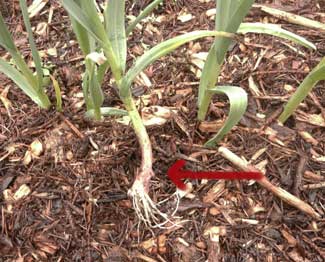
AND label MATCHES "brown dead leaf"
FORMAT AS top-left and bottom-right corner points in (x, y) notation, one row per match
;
(23, 151), (32, 165)
(0, 234), (14, 255)
(35, 22), (48, 36)
(23, 140), (43, 165)
(209, 207), (221, 216)
(60, 66), (81, 86)
(204, 226), (227, 241)
(97, 224), (115, 242)
(175, 88), (193, 96)
(190, 52), (208, 70)
(170, 111), (191, 138)
(304, 171), (324, 181)
(175, 241), (200, 262)
(28, 0), (48, 18)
